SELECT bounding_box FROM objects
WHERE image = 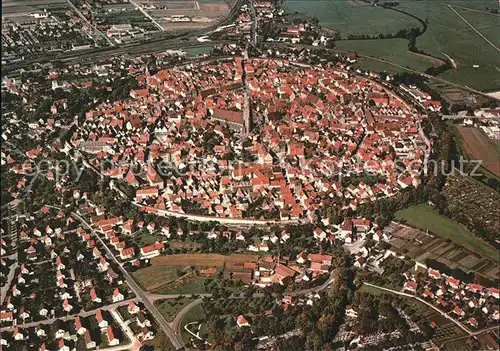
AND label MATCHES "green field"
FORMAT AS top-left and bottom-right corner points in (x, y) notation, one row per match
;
(180, 304), (207, 344)
(184, 45), (214, 56)
(397, 0), (500, 91)
(336, 38), (435, 72)
(154, 275), (207, 294)
(156, 298), (195, 322)
(284, 0), (421, 37)
(395, 204), (498, 262)
(133, 231), (162, 246)
(132, 265), (179, 291)
(285, 0), (500, 91)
